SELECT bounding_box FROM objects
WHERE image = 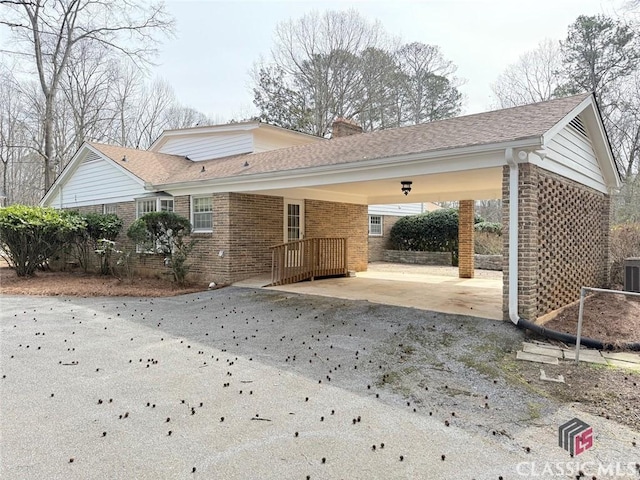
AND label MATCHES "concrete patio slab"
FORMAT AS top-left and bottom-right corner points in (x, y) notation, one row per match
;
(257, 263), (503, 321)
